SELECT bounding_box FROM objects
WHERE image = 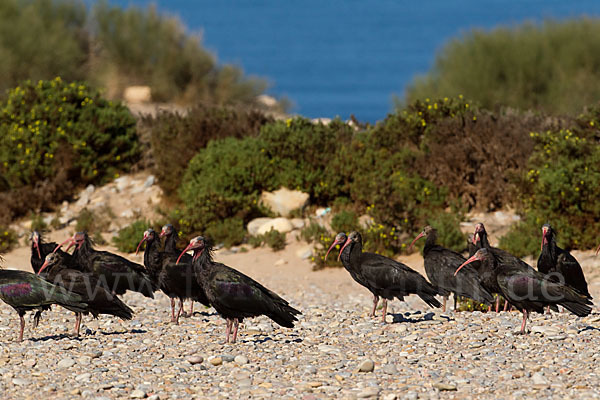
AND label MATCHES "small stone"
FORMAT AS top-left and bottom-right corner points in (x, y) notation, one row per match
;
(57, 358), (75, 369)
(433, 382), (457, 391)
(130, 389), (147, 399)
(532, 372), (549, 387)
(382, 395), (397, 400)
(70, 388), (81, 395)
(357, 387), (380, 398)
(357, 359), (375, 372)
(120, 209), (135, 218)
(274, 259), (287, 266)
(75, 372), (91, 382)
(12, 378), (28, 385)
(382, 364), (397, 374)
(210, 357), (223, 366)
(221, 354), (235, 362)
(296, 246), (313, 260)
(187, 355), (204, 365)
(143, 175), (155, 188)
(234, 355), (249, 365)
(549, 334), (567, 341)
(23, 359), (36, 368)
